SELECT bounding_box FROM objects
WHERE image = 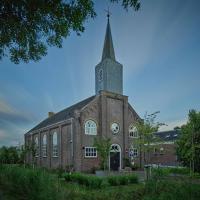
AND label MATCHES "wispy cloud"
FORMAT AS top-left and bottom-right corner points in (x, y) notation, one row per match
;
(159, 118), (187, 131)
(0, 94), (36, 147)
(0, 98), (33, 123)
